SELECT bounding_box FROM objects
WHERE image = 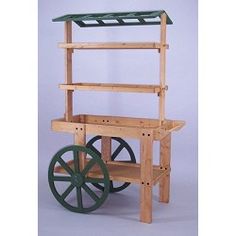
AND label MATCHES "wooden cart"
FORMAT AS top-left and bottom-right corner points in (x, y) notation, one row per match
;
(48, 10), (185, 224)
